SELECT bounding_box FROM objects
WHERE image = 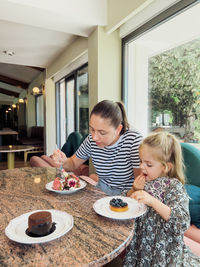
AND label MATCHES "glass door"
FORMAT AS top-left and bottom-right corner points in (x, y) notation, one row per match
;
(77, 65), (89, 137)
(55, 64), (88, 149)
